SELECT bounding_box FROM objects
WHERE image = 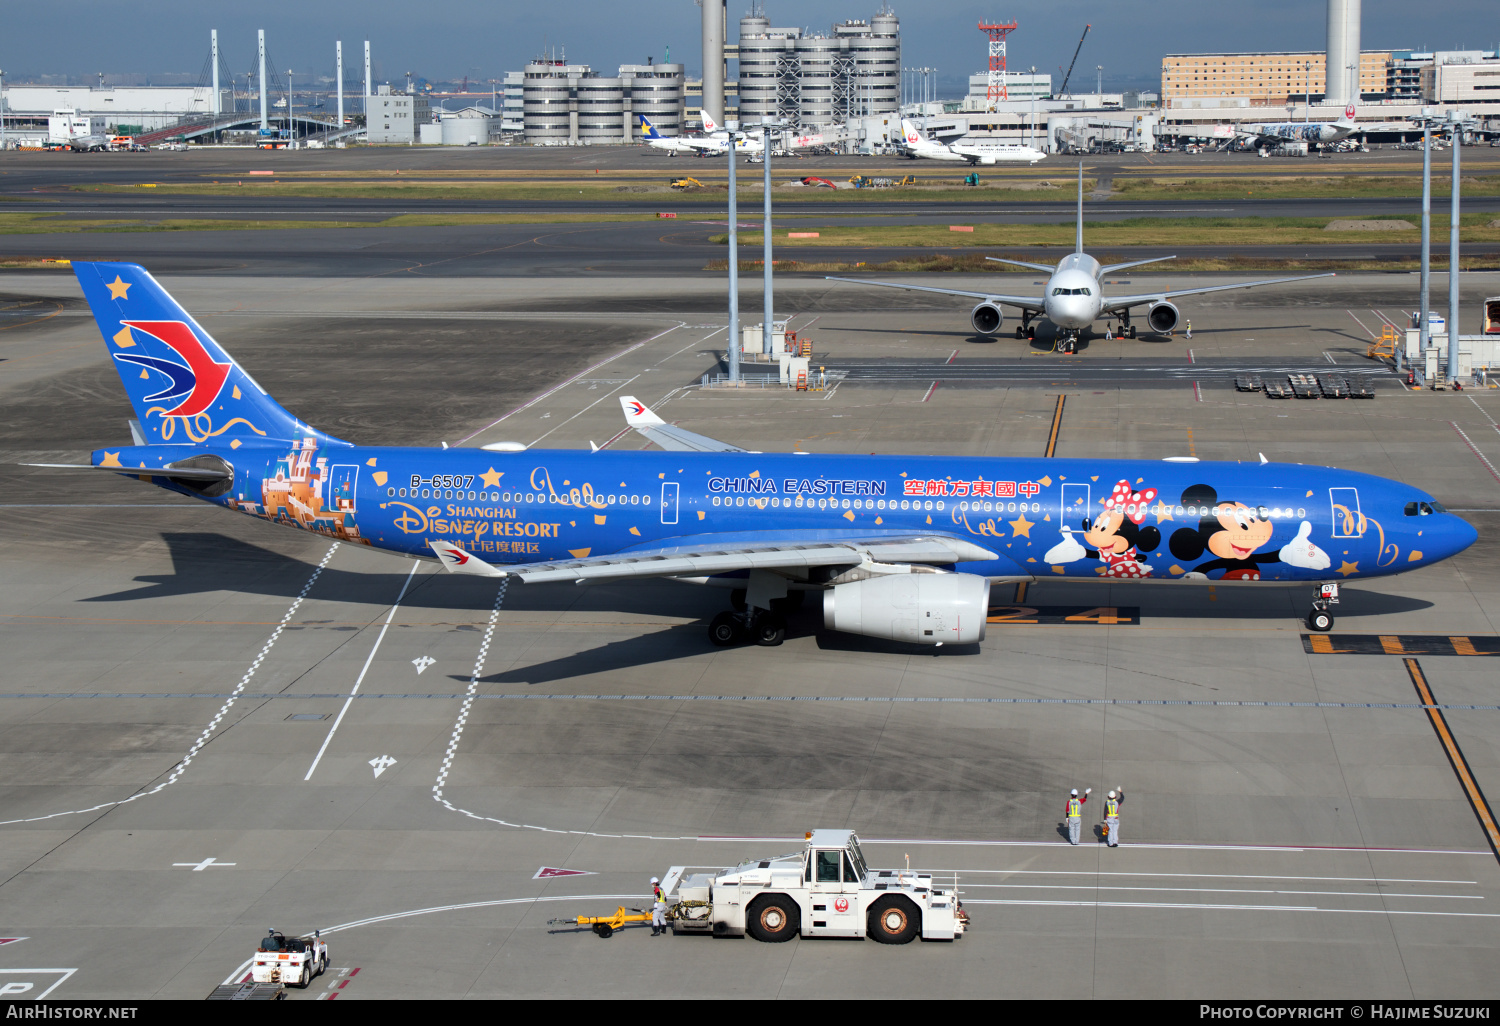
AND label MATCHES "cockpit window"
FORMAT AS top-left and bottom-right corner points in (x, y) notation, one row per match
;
(1052, 287), (1065, 296)
(1081, 287), (1092, 296)
(1406, 501), (1442, 516)
(1430, 500), (1448, 513)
